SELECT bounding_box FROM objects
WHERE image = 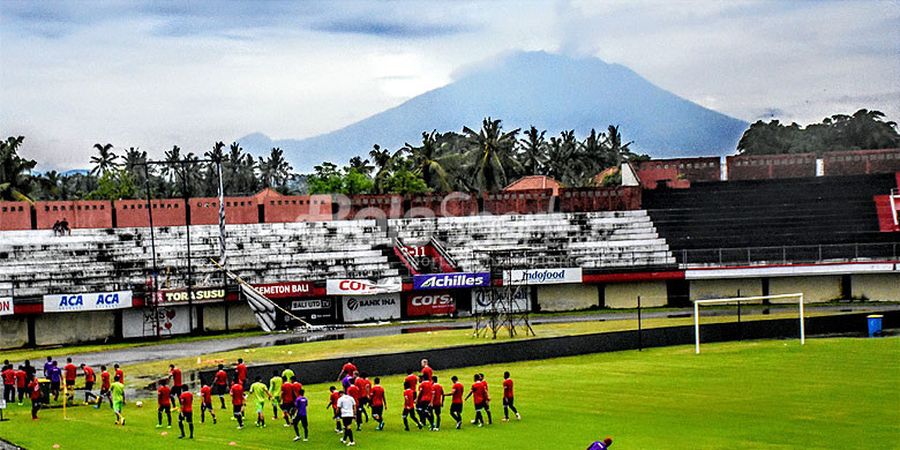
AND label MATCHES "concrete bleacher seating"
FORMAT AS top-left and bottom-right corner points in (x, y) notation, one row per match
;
(389, 211), (676, 272)
(643, 173), (900, 265)
(0, 220), (398, 296)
